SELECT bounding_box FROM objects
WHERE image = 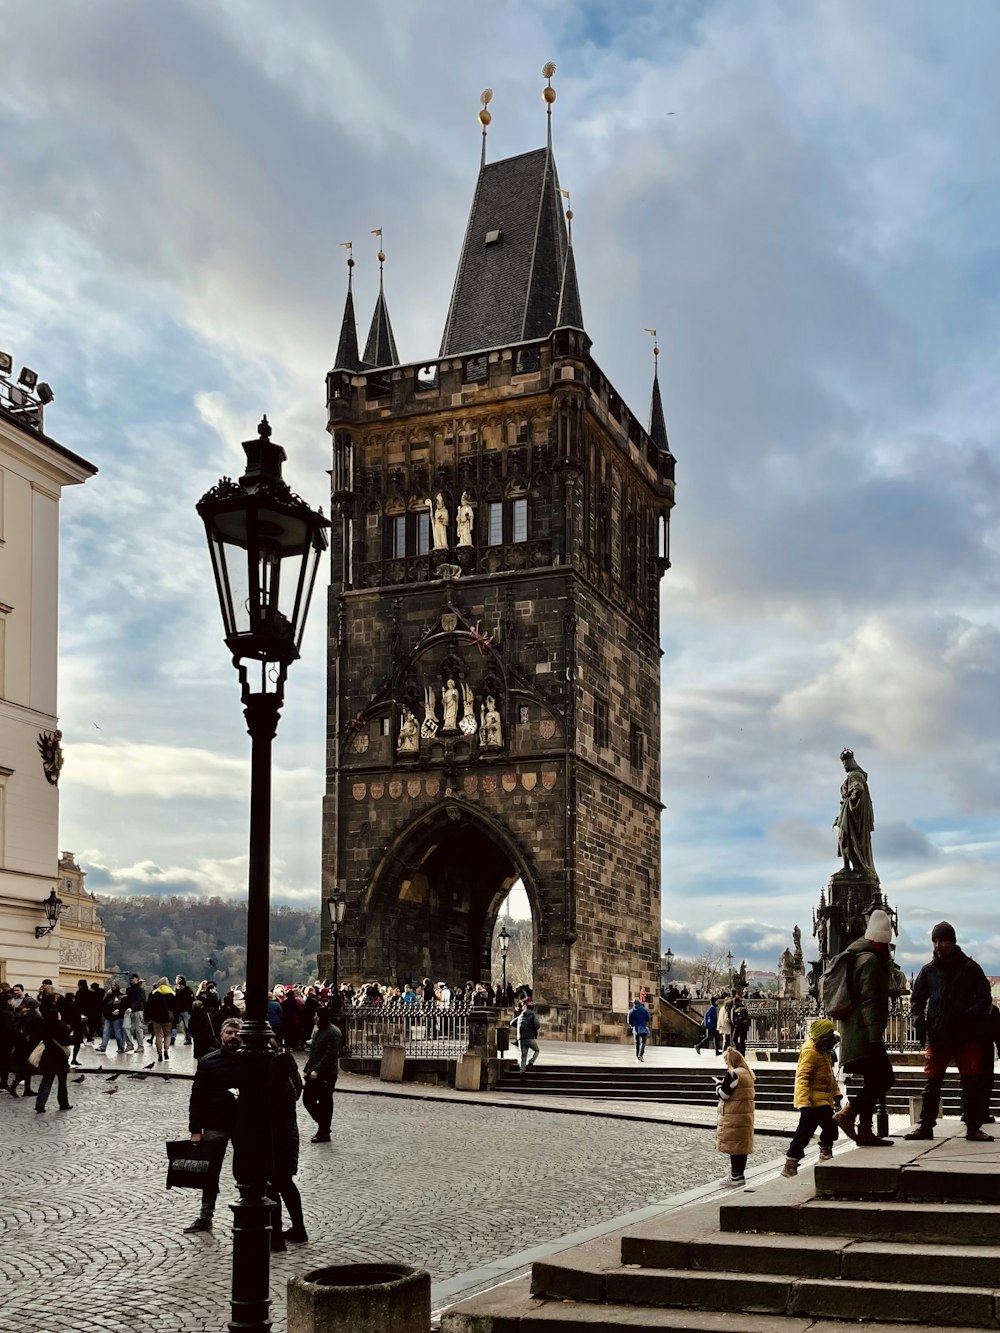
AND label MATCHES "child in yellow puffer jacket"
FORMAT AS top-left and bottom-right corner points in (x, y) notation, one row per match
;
(781, 1018), (842, 1178)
